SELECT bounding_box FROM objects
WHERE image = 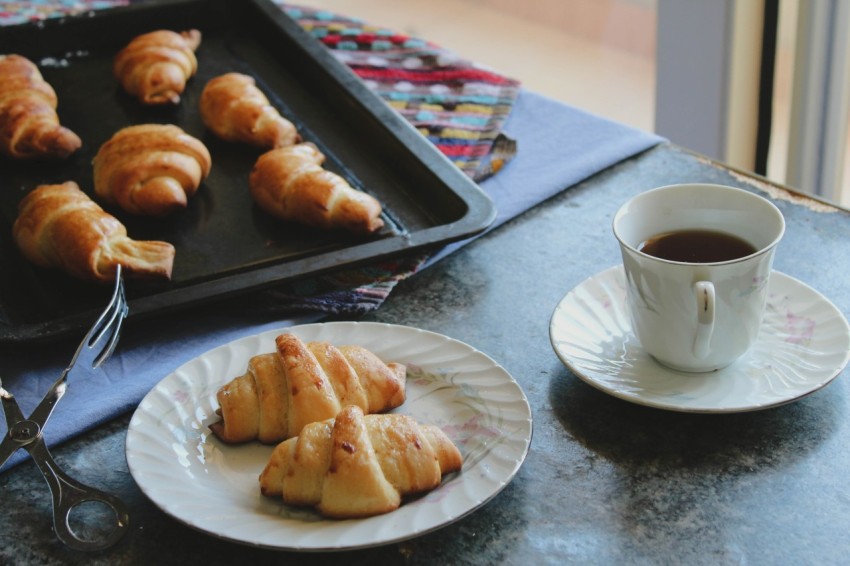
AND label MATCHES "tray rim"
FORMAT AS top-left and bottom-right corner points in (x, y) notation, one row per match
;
(0, 0), (498, 342)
